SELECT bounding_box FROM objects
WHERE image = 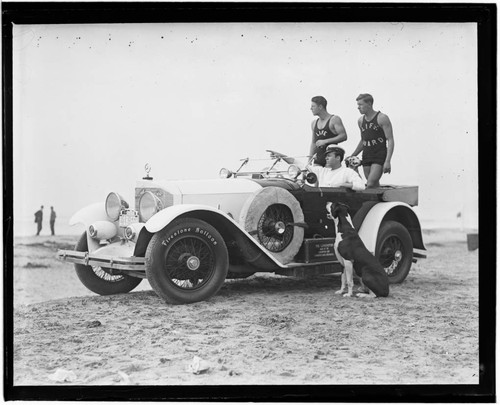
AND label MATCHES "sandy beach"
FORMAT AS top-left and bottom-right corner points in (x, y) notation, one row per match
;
(12, 229), (479, 386)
